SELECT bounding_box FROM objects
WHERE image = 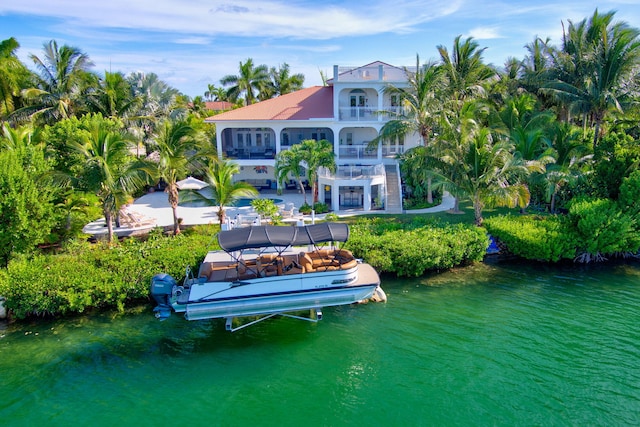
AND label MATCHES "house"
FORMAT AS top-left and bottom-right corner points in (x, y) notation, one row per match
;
(205, 61), (422, 213)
